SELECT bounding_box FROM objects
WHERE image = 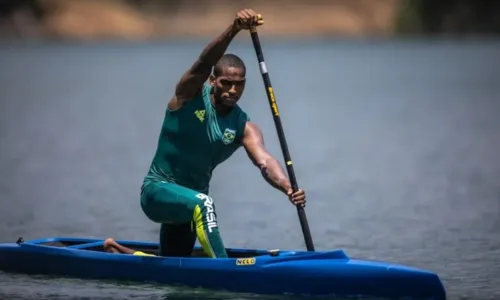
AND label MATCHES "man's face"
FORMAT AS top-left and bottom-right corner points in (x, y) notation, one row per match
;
(210, 66), (246, 107)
